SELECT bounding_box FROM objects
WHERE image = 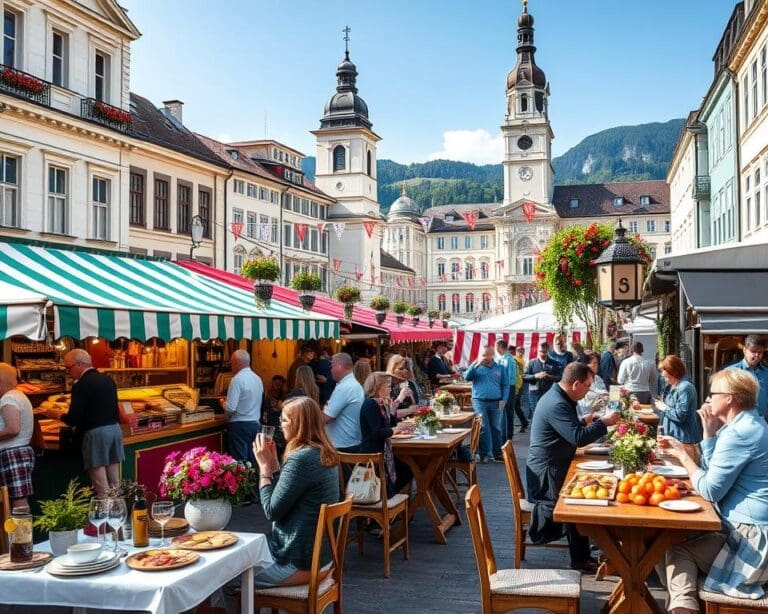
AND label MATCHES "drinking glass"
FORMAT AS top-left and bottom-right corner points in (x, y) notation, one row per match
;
(89, 498), (109, 545)
(151, 501), (174, 546)
(261, 425), (276, 443)
(106, 498), (127, 553)
(656, 425), (666, 458)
